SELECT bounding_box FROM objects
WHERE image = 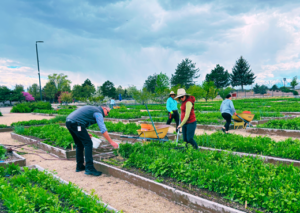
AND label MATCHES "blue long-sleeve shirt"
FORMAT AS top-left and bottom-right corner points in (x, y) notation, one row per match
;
(166, 97), (178, 112)
(93, 112), (108, 134)
(220, 99), (236, 116)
